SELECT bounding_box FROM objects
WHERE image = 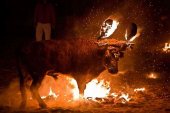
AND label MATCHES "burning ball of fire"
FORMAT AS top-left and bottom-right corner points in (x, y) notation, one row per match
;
(84, 79), (110, 99)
